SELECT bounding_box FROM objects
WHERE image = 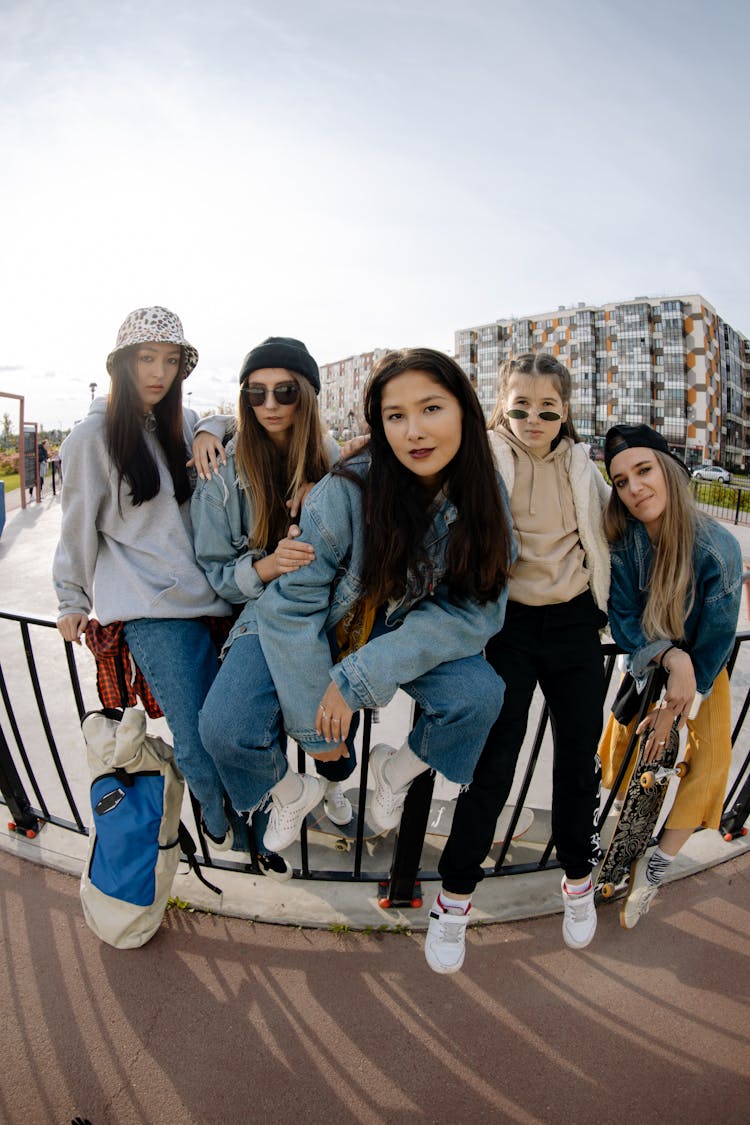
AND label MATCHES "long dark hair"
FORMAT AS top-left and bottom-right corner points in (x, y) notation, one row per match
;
(106, 347), (191, 506)
(336, 348), (514, 605)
